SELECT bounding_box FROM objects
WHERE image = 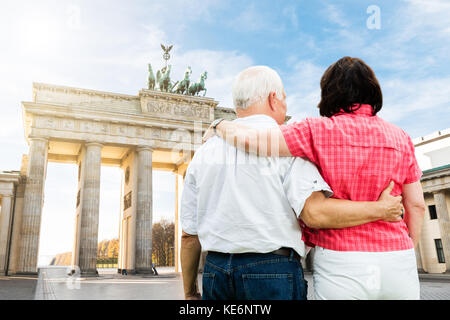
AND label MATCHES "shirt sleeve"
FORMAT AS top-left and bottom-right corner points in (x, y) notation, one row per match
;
(280, 120), (317, 163)
(180, 166), (198, 235)
(404, 135), (423, 184)
(283, 158), (333, 218)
